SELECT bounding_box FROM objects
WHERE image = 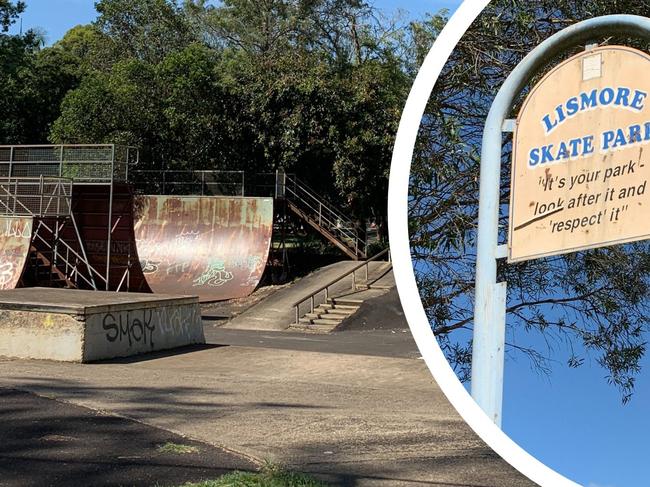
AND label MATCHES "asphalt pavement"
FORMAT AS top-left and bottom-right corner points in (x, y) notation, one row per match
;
(0, 388), (256, 487)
